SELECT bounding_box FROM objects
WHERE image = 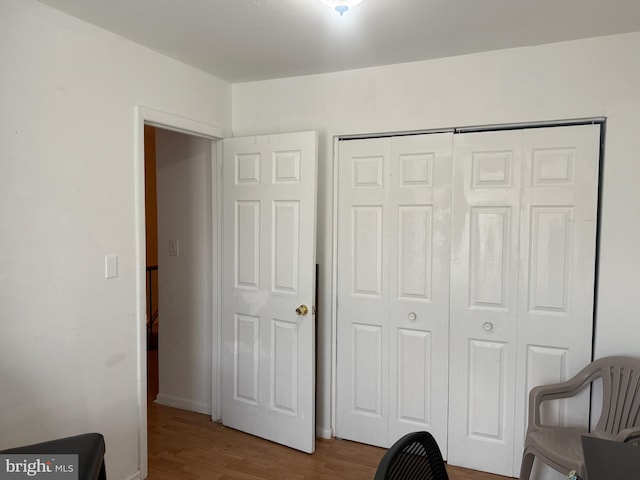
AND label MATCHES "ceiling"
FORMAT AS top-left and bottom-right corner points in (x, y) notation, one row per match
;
(37, 0), (640, 83)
